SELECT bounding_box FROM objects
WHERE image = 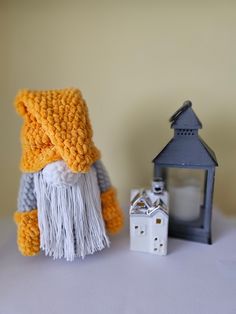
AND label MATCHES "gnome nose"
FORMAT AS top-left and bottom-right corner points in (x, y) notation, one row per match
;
(42, 160), (81, 186)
